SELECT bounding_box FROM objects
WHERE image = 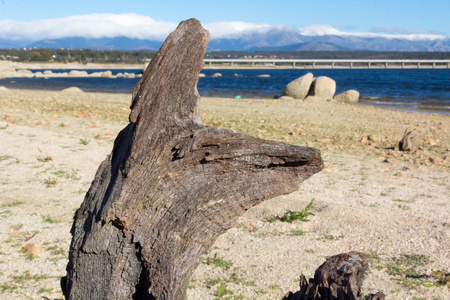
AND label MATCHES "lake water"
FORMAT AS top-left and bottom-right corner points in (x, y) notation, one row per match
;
(1, 68), (449, 115)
